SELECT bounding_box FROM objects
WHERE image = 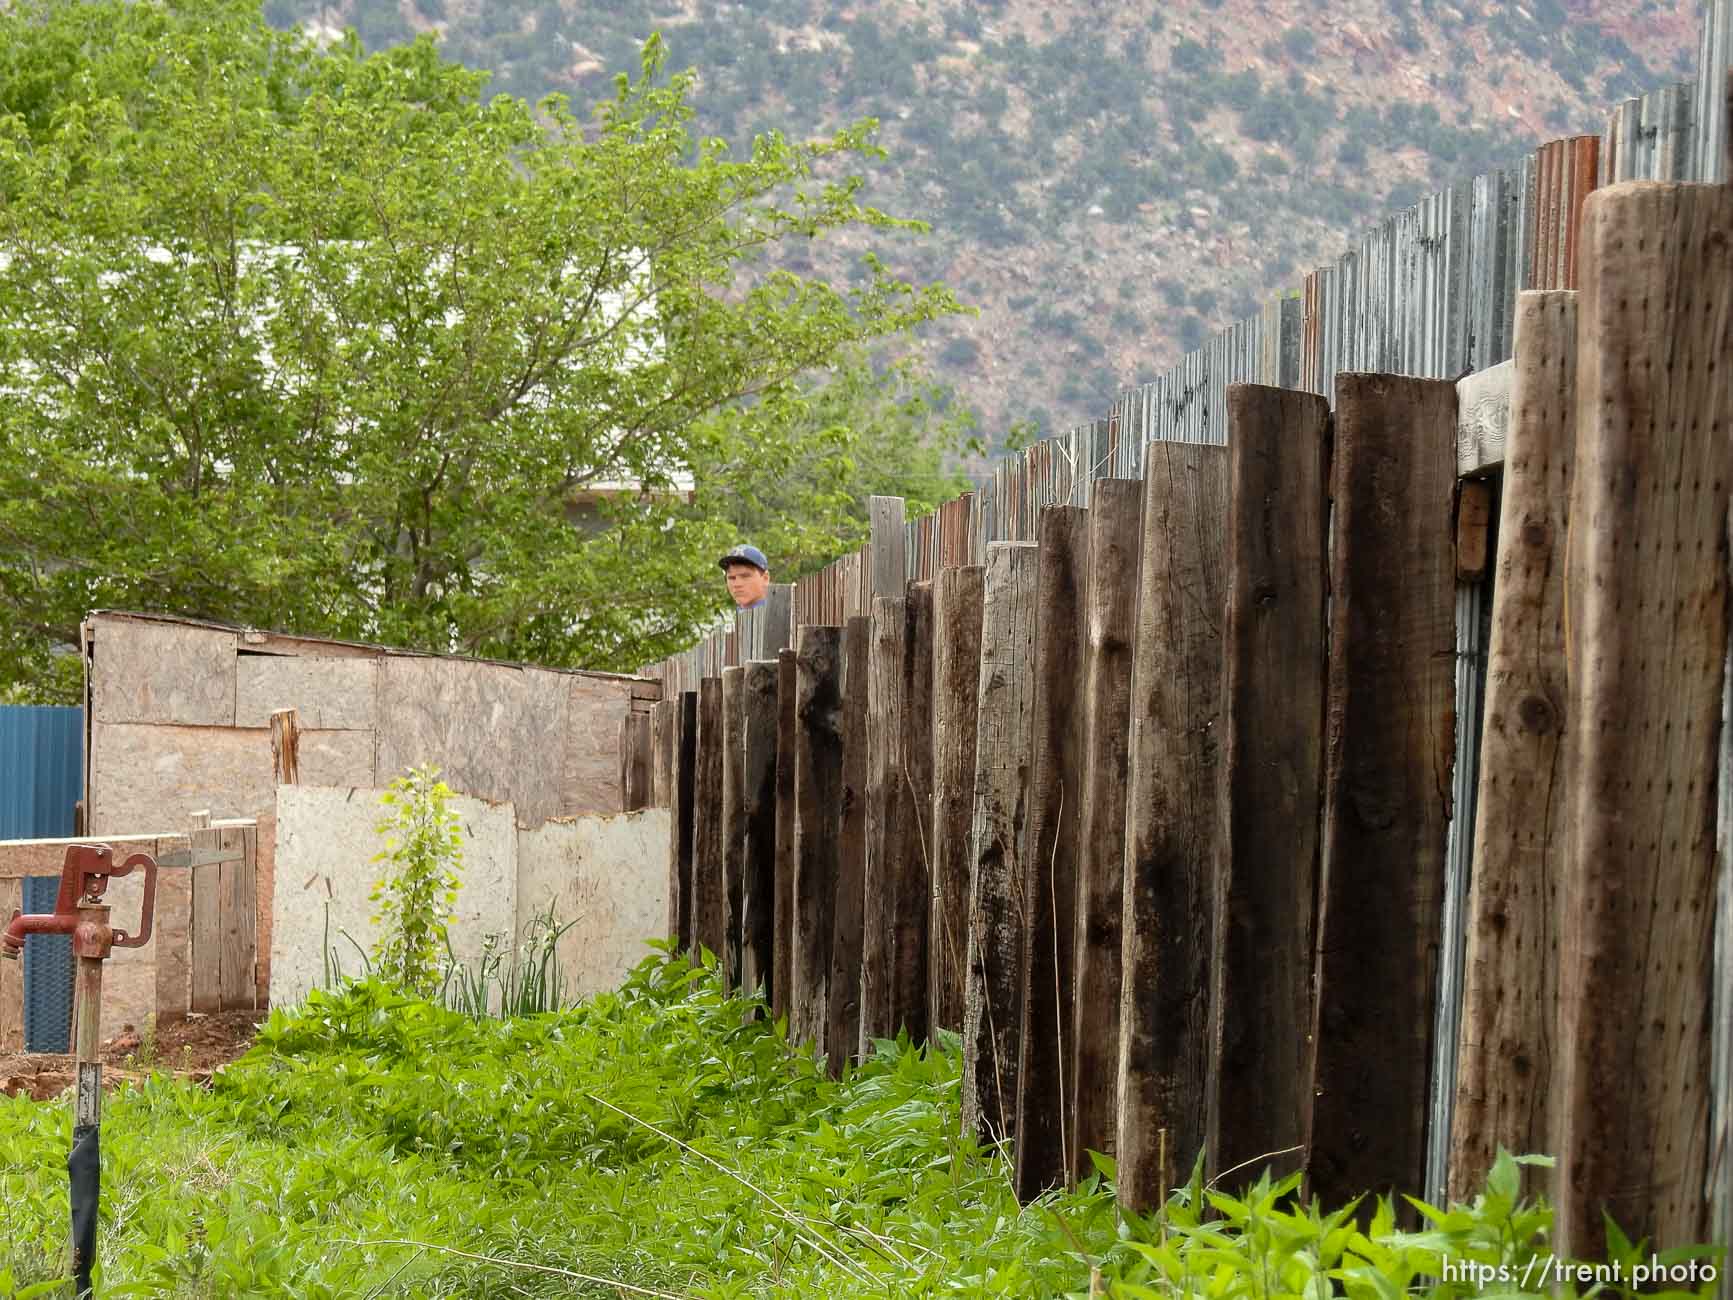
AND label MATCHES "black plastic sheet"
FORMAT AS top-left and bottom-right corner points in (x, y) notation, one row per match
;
(68, 1122), (98, 1297)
